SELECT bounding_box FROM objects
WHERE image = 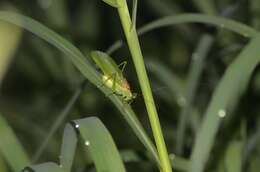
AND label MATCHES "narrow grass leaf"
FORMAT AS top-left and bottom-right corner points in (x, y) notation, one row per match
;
(243, 123), (260, 165)
(107, 13), (257, 55)
(74, 117), (126, 172)
(0, 114), (30, 172)
(138, 14), (257, 37)
(189, 34), (260, 172)
(146, 60), (185, 104)
(28, 162), (65, 172)
(120, 150), (190, 172)
(33, 86), (83, 162)
(147, 60), (200, 133)
(28, 117), (126, 172)
(169, 154), (190, 172)
(59, 124), (78, 172)
(176, 34), (214, 154)
(224, 141), (243, 172)
(0, 11), (159, 165)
